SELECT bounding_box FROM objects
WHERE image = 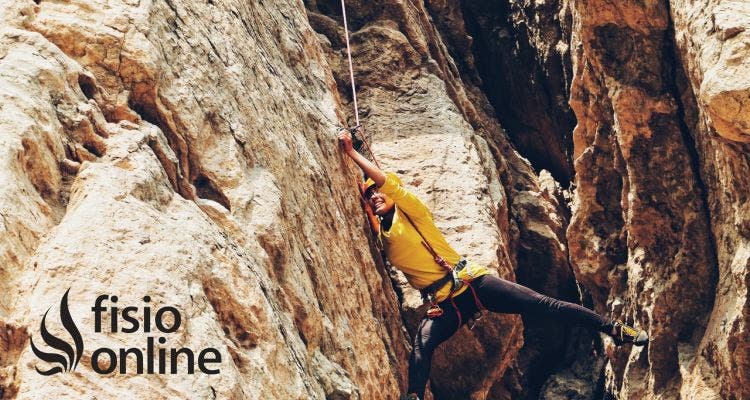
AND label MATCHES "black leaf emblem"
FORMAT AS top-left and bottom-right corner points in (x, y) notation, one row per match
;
(30, 288), (84, 375)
